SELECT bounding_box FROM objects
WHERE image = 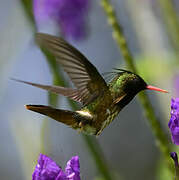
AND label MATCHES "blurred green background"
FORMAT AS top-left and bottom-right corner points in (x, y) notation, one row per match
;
(0, 0), (179, 179)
